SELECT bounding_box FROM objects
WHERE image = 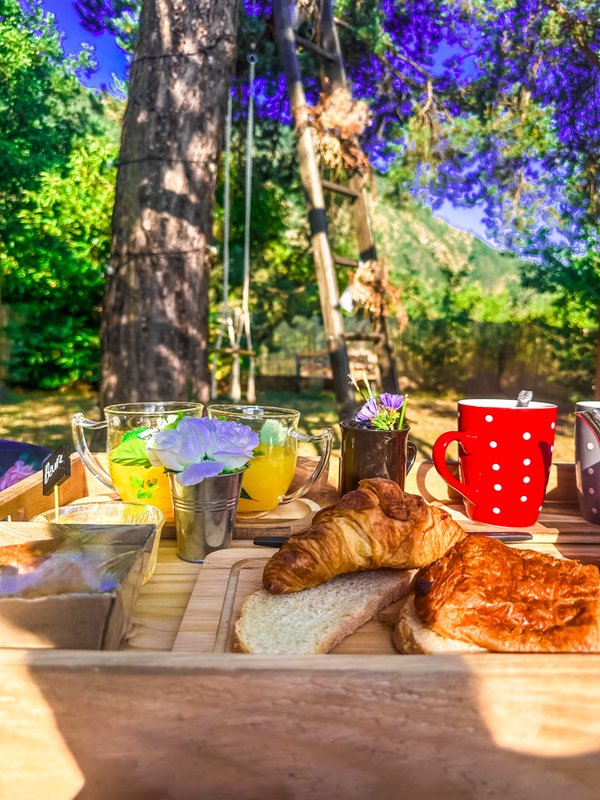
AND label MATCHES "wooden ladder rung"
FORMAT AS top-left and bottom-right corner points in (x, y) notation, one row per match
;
(333, 255), (359, 268)
(345, 332), (383, 342)
(321, 179), (359, 199)
(294, 34), (338, 62)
